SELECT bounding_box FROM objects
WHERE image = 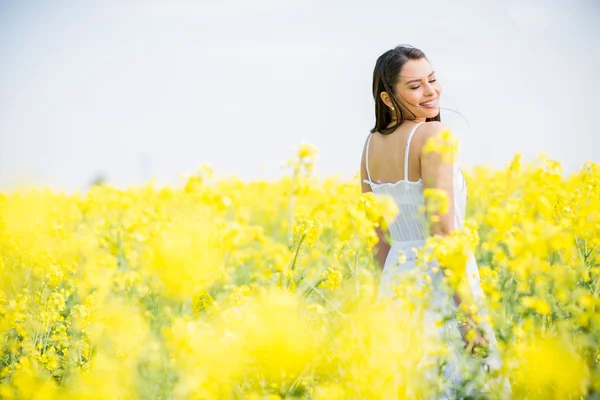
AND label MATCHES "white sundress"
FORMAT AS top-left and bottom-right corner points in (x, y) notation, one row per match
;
(363, 121), (512, 398)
